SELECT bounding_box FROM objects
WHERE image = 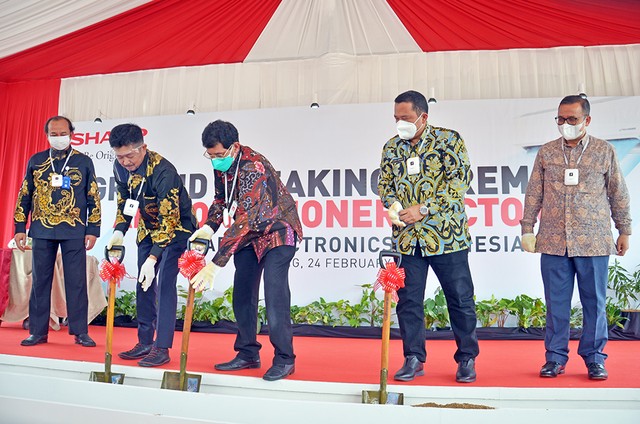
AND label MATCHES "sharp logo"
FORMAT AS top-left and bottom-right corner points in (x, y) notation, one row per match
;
(71, 128), (149, 145)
